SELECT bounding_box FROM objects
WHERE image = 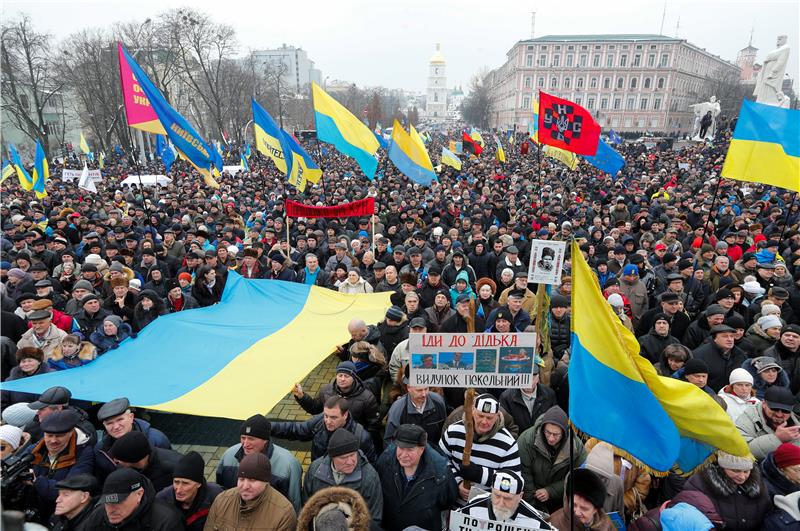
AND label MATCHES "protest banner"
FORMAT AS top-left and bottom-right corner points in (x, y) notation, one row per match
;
(222, 165), (244, 174)
(409, 333), (537, 388)
(527, 239), (566, 285)
(61, 168), (102, 182)
(449, 510), (547, 531)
